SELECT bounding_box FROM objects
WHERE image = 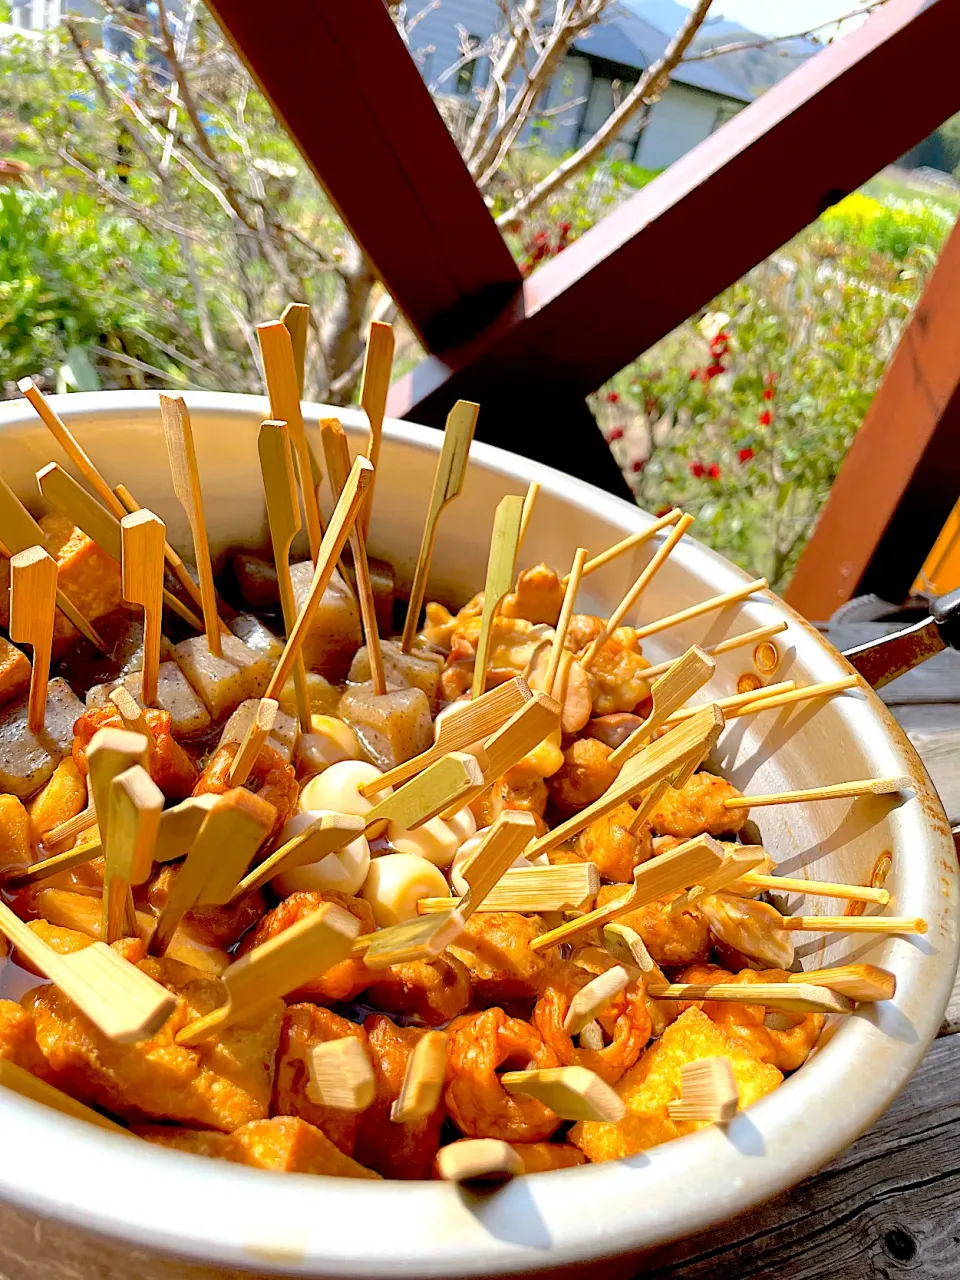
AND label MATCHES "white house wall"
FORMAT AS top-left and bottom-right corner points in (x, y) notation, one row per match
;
(635, 81), (736, 169)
